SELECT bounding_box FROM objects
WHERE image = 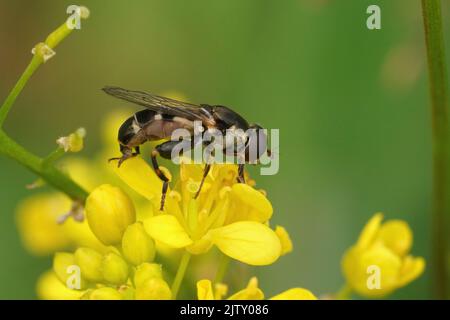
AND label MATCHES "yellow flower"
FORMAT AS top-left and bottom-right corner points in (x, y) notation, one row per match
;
(85, 184), (136, 246)
(197, 277), (317, 300)
(16, 190), (109, 257)
(122, 222), (155, 266)
(56, 128), (86, 153)
(112, 157), (284, 266)
(341, 213), (425, 298)
(16, 193), (72, 256)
